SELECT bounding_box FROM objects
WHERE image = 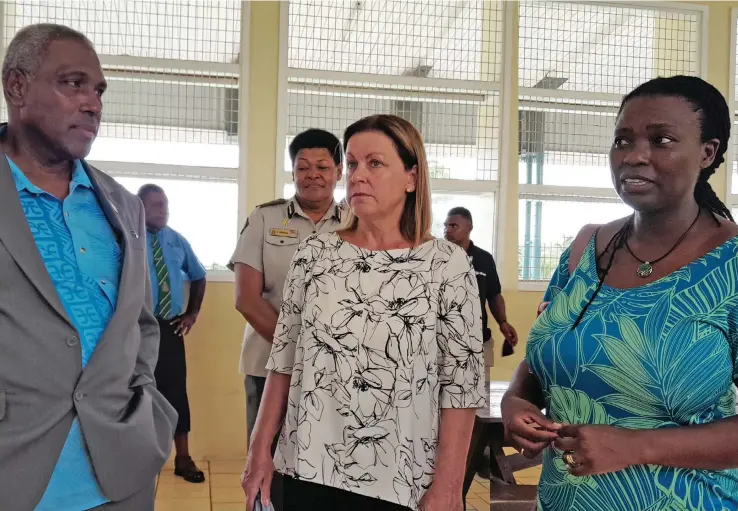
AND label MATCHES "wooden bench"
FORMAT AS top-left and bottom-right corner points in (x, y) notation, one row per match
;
(465, 382), (541, 510)
(490, 449), (540, 509)
(490, 479), (538, 511)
